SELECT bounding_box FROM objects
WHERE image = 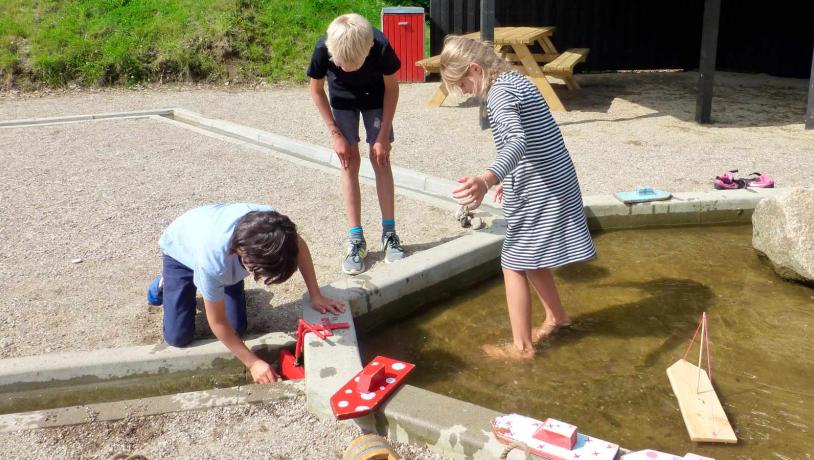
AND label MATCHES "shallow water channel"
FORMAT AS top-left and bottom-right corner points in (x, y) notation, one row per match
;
(360, 225), (813, 459)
